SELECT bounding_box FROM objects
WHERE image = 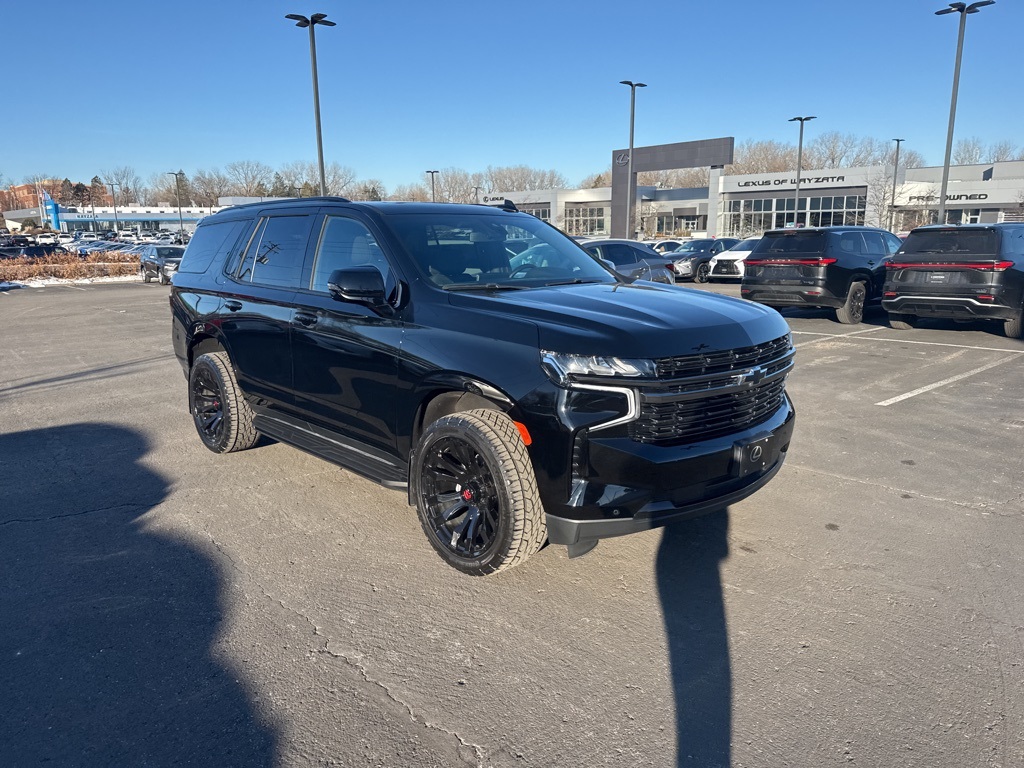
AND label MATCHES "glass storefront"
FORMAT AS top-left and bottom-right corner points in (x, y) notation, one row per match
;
(722, 193), (866, 236)
(563, 205), (607, 236)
